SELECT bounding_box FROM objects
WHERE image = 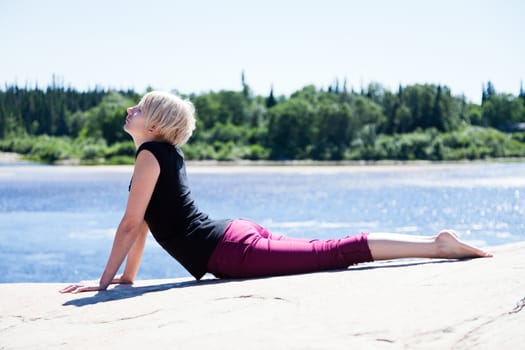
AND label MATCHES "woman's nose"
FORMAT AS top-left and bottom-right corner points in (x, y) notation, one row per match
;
(127, 106), (134, 115)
